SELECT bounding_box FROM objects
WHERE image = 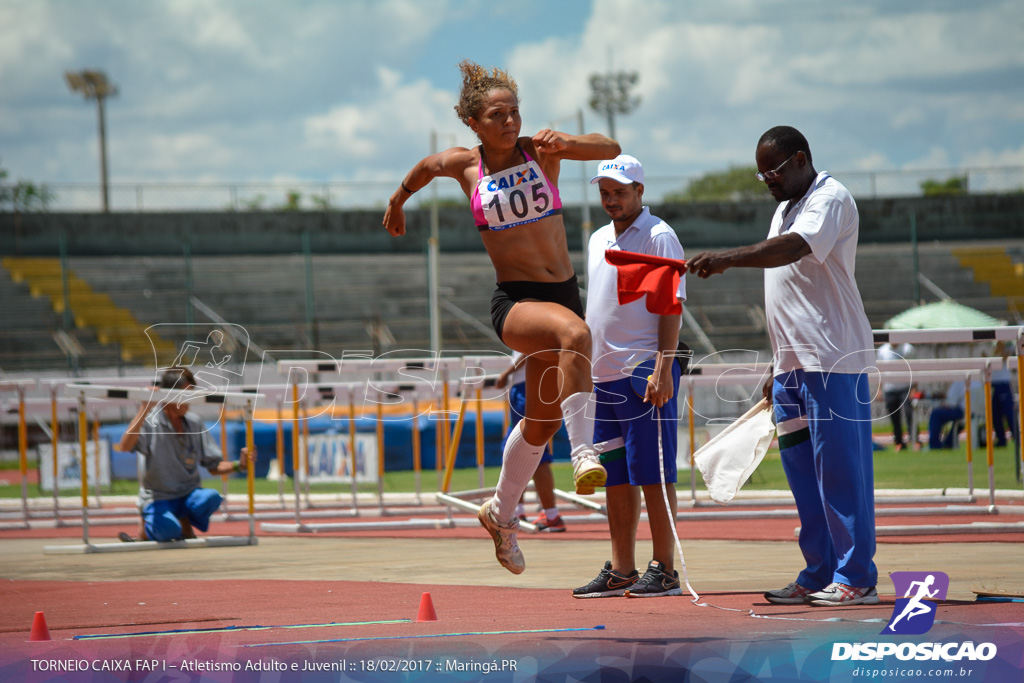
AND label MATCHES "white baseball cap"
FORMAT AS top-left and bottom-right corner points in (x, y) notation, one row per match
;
(590, 154), (644, 185)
